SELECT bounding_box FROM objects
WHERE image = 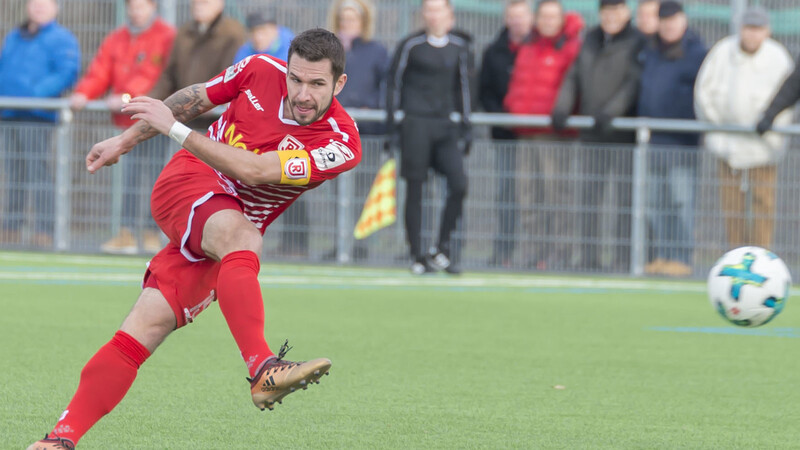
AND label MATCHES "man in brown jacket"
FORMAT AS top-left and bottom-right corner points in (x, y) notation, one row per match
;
(150, 0), (245, 130)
